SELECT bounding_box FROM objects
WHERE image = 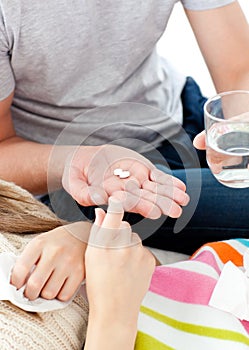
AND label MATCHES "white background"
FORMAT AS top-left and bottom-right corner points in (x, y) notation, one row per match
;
(157, 0), (249, 97)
